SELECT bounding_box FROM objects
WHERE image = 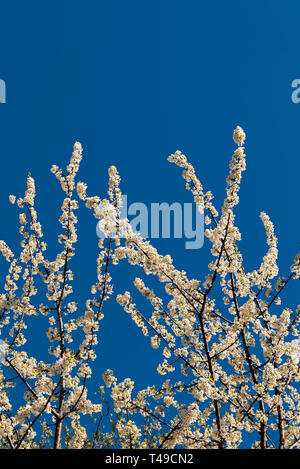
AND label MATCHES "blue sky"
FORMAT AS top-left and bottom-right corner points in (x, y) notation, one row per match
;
(0, 0), (300, 430)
